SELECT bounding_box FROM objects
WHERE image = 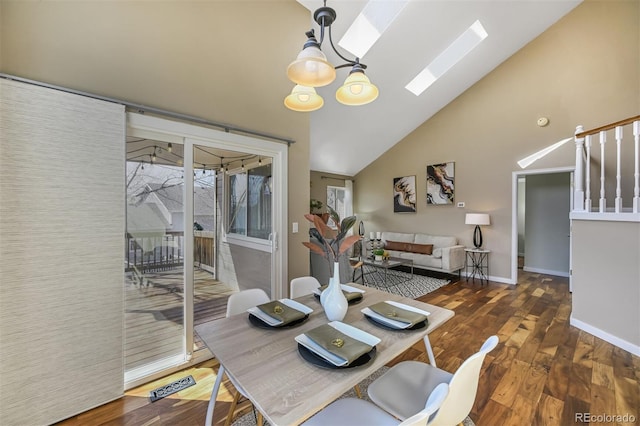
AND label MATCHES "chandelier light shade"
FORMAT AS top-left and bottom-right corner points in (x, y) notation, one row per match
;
(286, 32), (336, 87)
(285, 1), (379, 112)
(465, 213), (491, 249)
(336, 65), (379, 106)
(284, 85), (324, 112)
